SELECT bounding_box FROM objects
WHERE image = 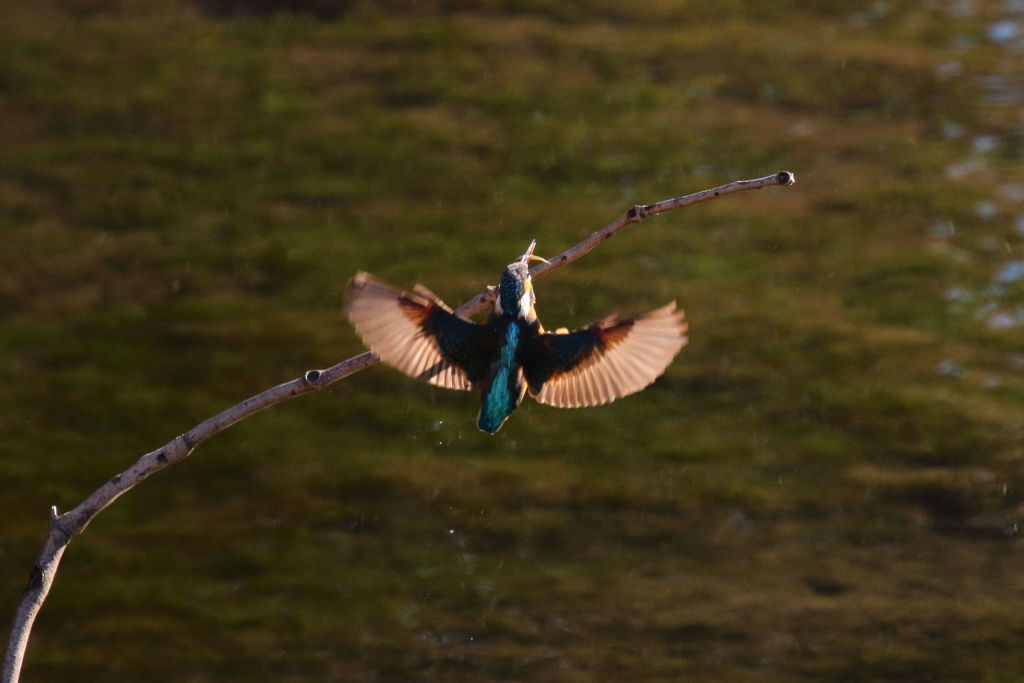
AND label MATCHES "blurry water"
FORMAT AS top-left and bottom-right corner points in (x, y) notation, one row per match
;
(936, 2), (1024, 337)
(3, 2), (1024, 681)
